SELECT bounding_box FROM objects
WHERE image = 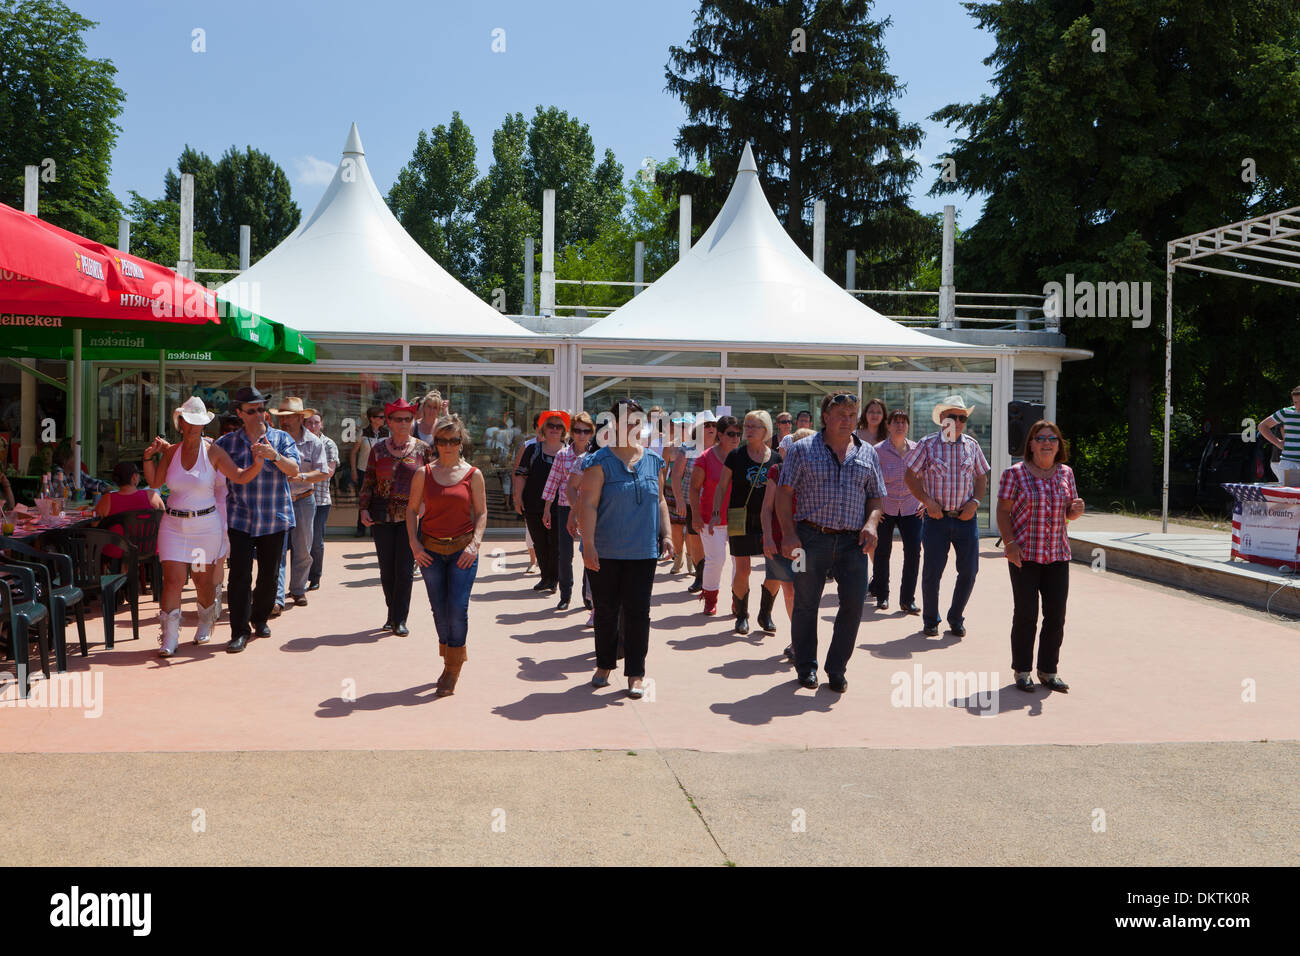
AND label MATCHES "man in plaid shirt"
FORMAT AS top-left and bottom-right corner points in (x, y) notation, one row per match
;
(216, 386), (301, 653)
(904, 395), (990, 638)
(775, 391), (884, 692)
(305, 412), (339, 591)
